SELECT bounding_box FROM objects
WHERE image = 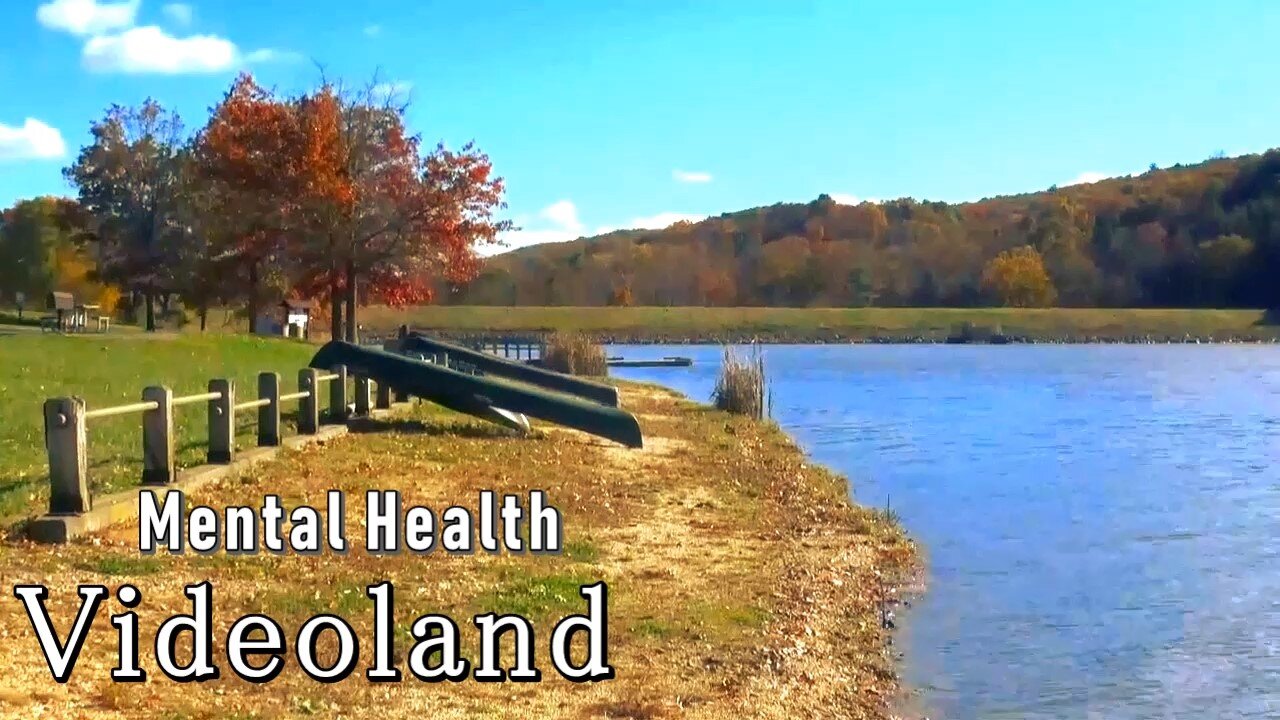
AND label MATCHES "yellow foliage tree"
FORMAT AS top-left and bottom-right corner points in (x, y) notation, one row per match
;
(608, 281), (634, 307)
(981, 245), (1057, 307)
(53, 244), (120, 313)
